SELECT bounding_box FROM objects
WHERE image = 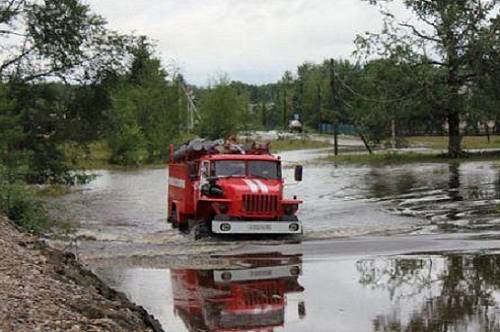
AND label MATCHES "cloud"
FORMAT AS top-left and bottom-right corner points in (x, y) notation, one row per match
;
(87, 0), (409, 85)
